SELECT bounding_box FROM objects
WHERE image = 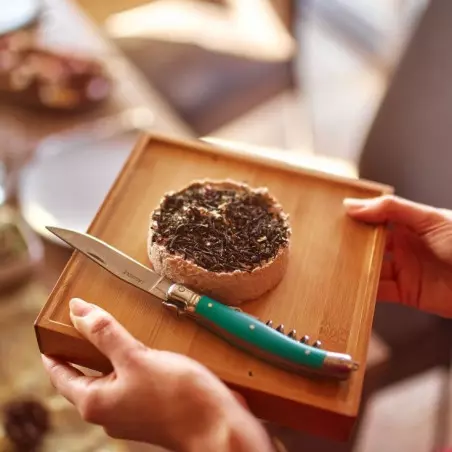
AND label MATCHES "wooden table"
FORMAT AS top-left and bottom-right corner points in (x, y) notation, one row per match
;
(0, 1), (190, 450)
